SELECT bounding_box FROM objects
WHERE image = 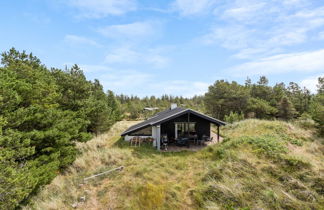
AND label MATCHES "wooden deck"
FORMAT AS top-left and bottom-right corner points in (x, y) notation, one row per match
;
(162, 132), (223, 152)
